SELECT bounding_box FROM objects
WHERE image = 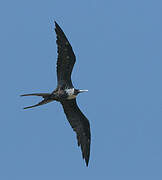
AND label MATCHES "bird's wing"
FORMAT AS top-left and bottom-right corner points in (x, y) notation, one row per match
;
(60, 99), (91, 166)
(55, 22), (76, 88)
